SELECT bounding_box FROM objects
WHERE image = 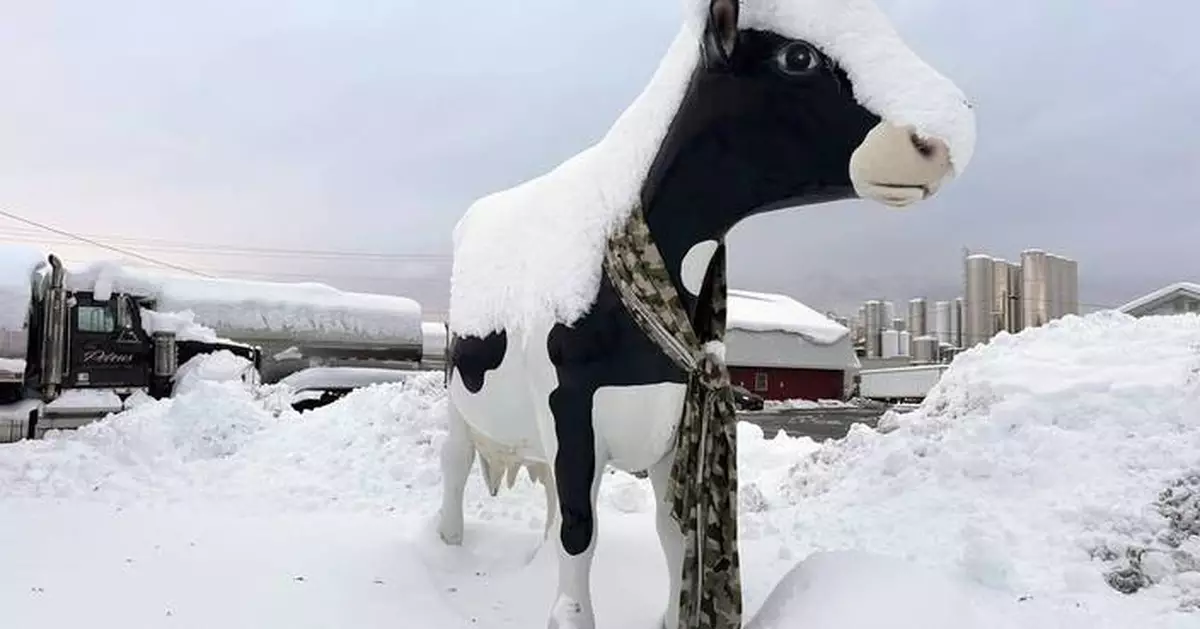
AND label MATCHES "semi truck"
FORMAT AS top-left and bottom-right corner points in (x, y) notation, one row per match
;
(0, 251), (429, 443)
